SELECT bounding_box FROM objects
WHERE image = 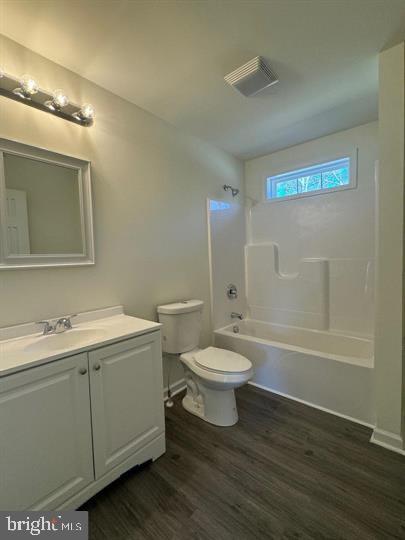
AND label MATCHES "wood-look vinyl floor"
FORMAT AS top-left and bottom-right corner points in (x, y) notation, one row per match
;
(82, 385), (405, 539)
